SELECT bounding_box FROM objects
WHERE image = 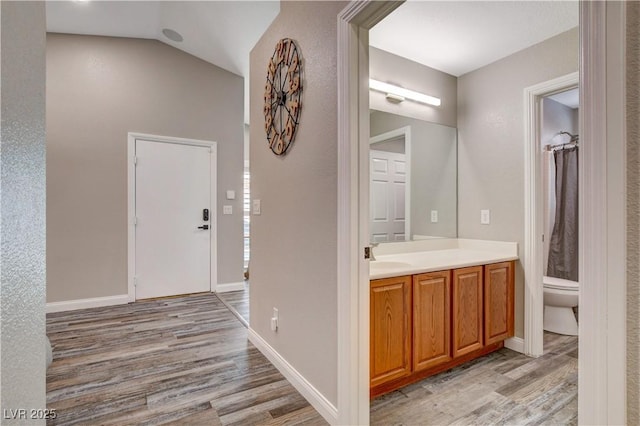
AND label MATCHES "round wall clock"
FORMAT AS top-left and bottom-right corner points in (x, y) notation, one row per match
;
(264, 38), (302, 156)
